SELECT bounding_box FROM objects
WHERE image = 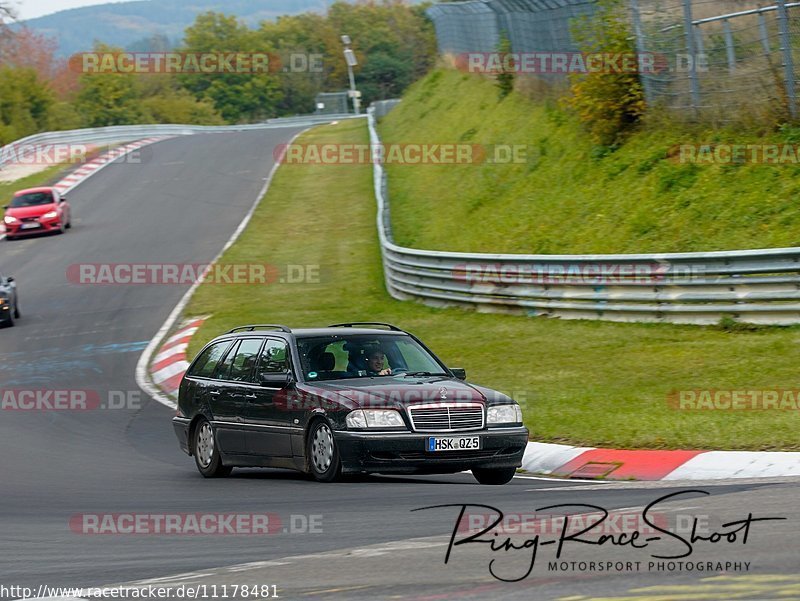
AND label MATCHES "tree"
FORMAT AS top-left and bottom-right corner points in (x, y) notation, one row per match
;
(74, 45), (146, 126)
(179, 12), (283, 122)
